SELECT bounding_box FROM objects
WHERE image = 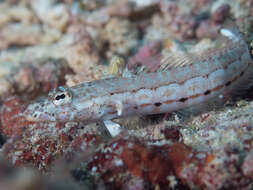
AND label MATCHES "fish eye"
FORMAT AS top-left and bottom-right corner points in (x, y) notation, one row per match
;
(55, 93), (66, 100)
(53, 91), (72, 106)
